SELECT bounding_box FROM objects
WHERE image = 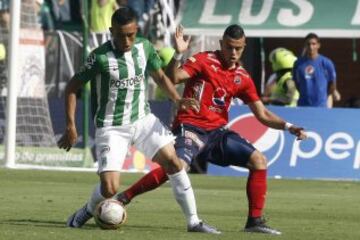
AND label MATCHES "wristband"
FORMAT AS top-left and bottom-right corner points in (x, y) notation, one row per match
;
(284, 122), (293, 131)
(174, 53), (183, 61)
